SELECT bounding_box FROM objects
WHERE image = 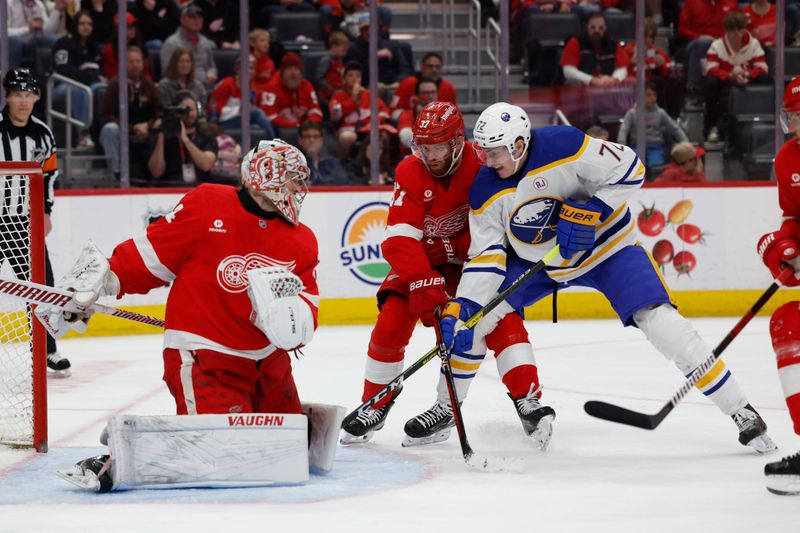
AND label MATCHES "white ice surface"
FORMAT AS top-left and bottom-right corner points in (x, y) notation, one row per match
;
(1, 317), (798, 533)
